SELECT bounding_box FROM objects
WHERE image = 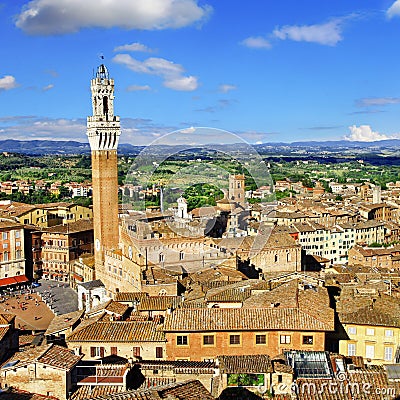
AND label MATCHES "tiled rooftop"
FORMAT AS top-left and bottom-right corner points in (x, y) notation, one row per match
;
(163, 307), (334, 332)
(217, 354), (273, 374)
(67, 321), (165, 342)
